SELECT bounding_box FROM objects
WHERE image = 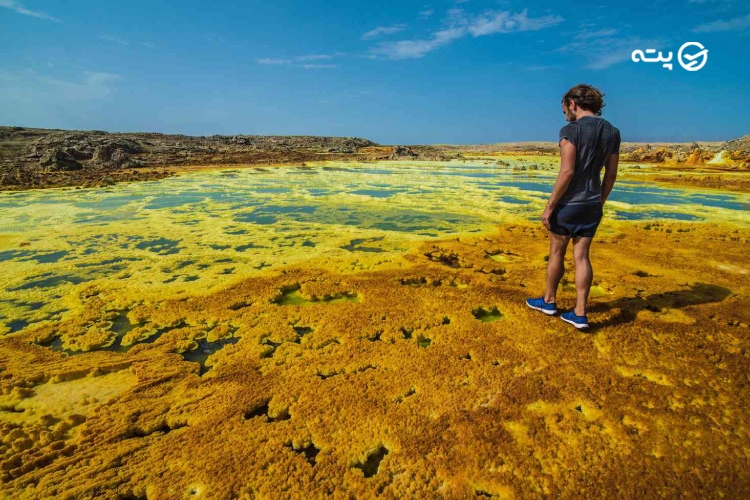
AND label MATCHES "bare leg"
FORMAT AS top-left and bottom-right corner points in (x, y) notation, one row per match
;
(572, 236), (594, 315)
(544, 232), (570, 303)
